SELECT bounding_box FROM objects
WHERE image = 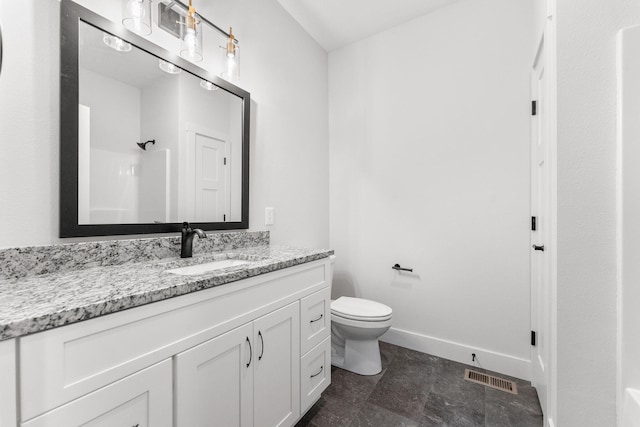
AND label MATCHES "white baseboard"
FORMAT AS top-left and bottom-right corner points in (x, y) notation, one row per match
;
(381, 327), (531, 381)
